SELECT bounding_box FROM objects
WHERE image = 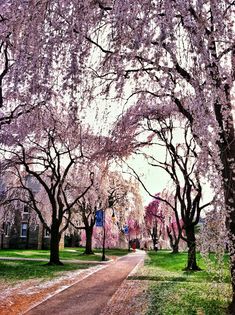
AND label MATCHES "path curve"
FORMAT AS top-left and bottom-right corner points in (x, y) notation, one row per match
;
(25, 250), (146, 315)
